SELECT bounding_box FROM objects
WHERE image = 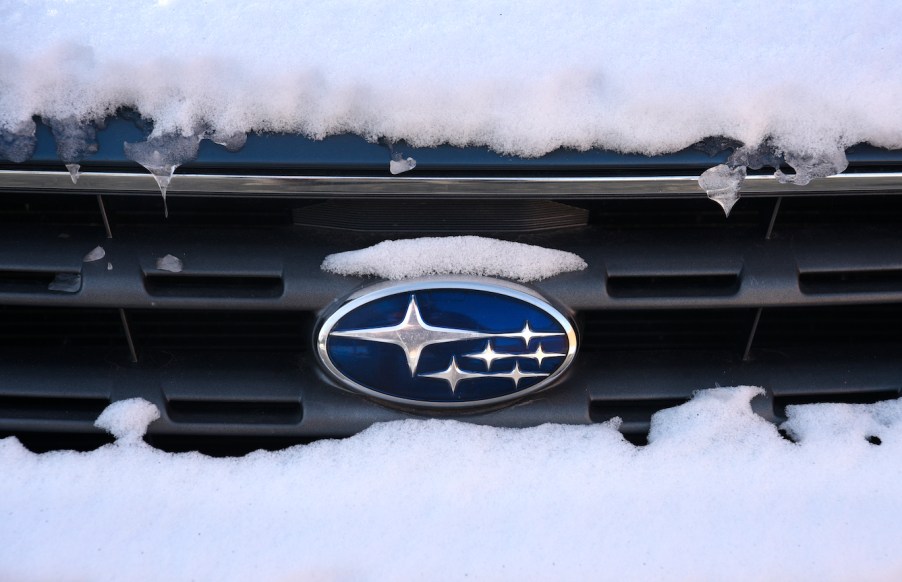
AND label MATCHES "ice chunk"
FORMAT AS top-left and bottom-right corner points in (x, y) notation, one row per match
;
(210, 130), (248, 152)
(124, 135), (201, 217)
(728, 143), (783, 171)
(106, 262), (113, 271)
(776, 148), (849, 186)
(322, 236), (587, 282)
(0, 121), (37, 163)
(156, 254), (183, 273)
(698, 164), (747, 217)
(94, 398), (160, 444)
(389, 155), (417, 175)
(83, 245), (105, 262)
(47, 272), (82, 293)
